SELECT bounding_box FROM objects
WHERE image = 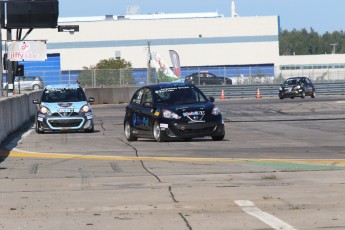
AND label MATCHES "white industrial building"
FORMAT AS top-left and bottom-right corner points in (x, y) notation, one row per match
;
(26, 13), (279, 69)
(5, 6), (345, 84)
